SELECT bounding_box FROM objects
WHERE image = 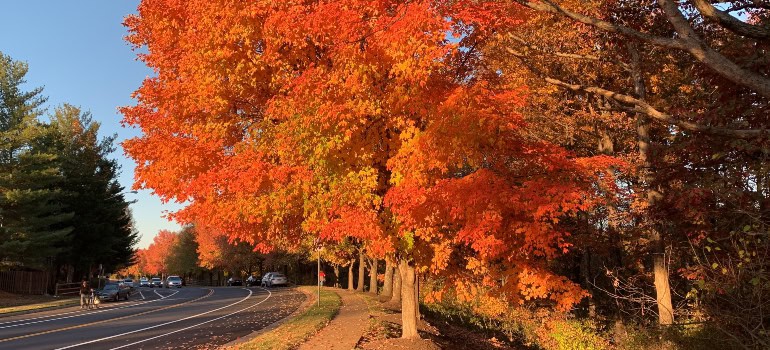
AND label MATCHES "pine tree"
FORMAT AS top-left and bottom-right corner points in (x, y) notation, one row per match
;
(46, 104), (138, 276)
(0, 52), (72, 269)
